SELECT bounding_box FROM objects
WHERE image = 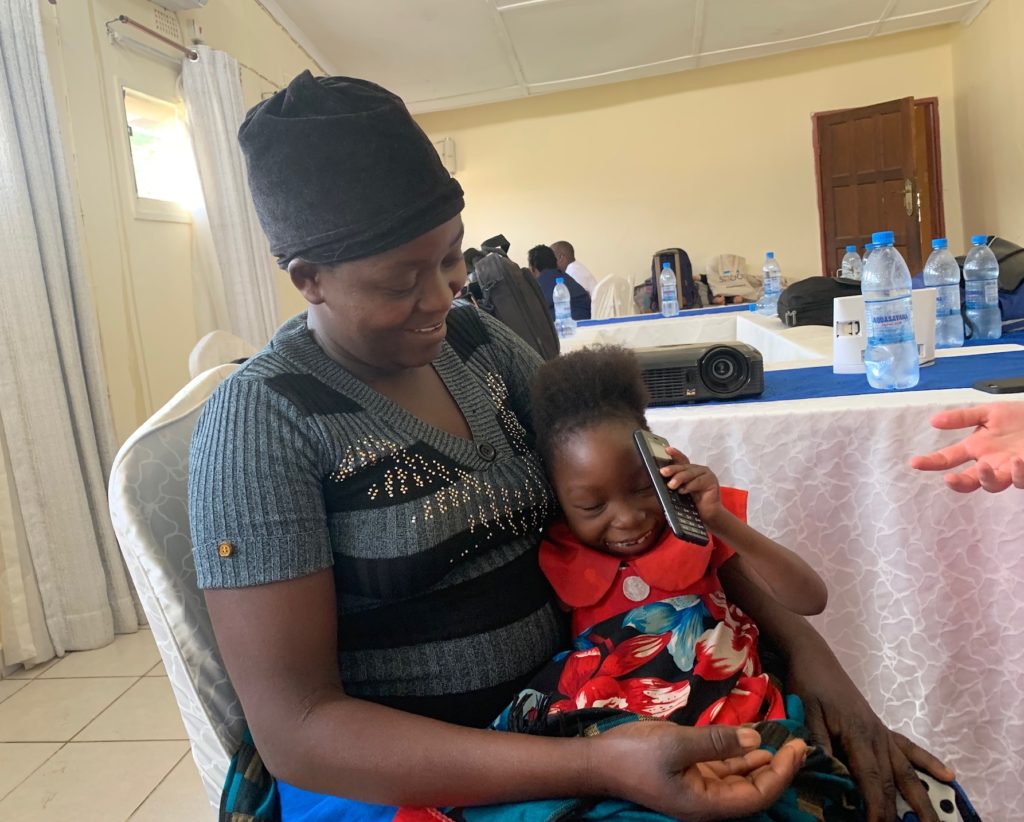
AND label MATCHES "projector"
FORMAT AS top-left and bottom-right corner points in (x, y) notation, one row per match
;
(635, 342), (764, 406)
